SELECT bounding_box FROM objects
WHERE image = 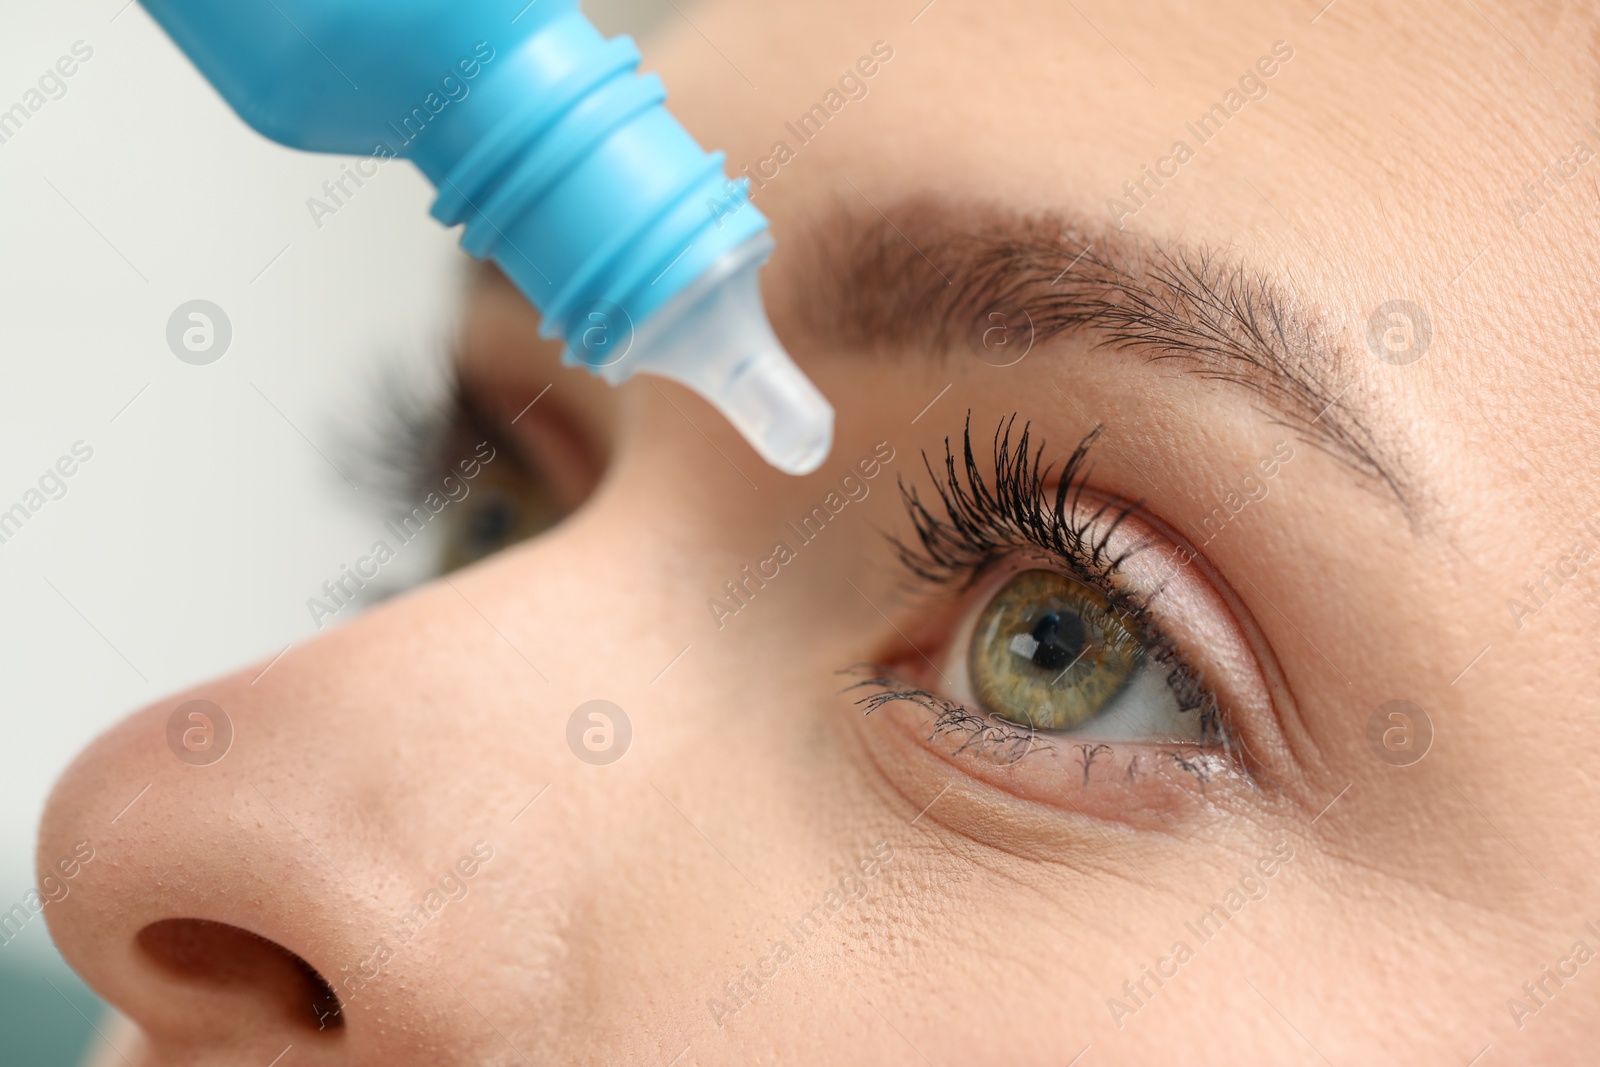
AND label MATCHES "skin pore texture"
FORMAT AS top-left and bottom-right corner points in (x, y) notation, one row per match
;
(39, 0), (1600, 1064)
